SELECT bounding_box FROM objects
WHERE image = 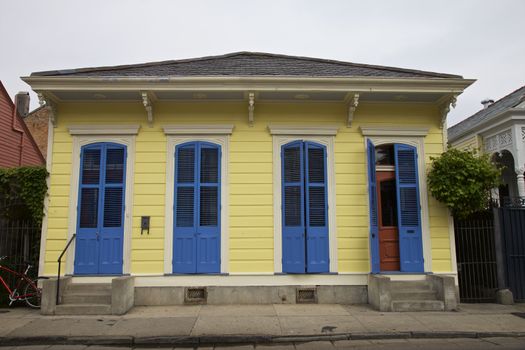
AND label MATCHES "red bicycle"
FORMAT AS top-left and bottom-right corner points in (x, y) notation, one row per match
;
(0, 256), (44, 308)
